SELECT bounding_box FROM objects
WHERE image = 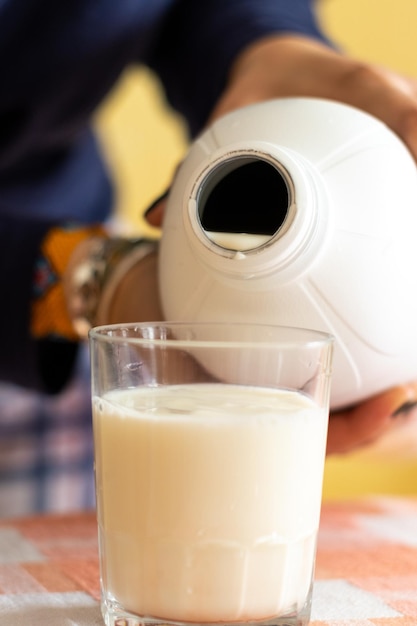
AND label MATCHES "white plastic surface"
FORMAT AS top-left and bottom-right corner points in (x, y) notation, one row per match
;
(159, 98), (417, 409)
